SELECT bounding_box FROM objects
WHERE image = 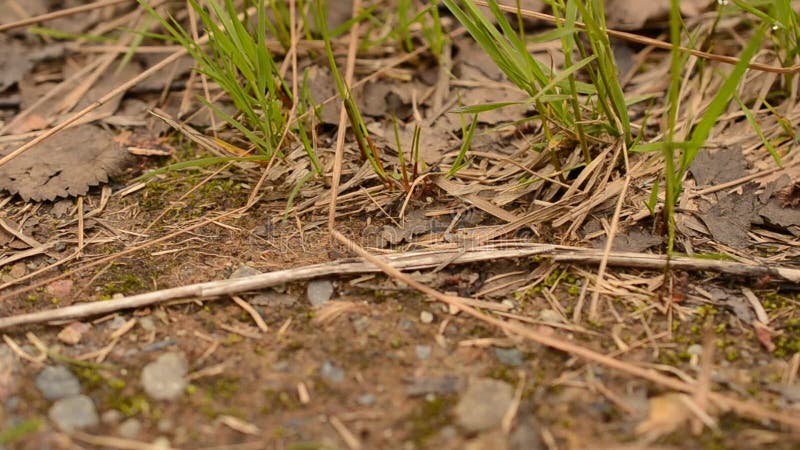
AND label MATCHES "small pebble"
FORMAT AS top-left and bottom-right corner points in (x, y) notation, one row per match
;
(48, 395), (99, 431)
(307, 280), (334, 307)
(357, 393), (376, 406)
(494, 347), (524, 367)
(415, 345), (432, 360)
(118, 418), (142, 438)
(454, 378), (514, 433)
(102, 409), (124, 425)
(230, 265), (261, 279)
(108, 315), (128, 330)
(420, 311), (434, 324)
(139, 317), (156, 332)
(35, 366), (81, 401)
(157, 418), (174, 433)
(538, 309), (563, 324)
(141, 352), (188, 400)
(320, 361), (345, 384)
